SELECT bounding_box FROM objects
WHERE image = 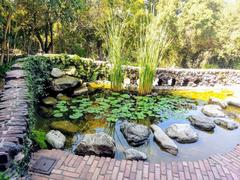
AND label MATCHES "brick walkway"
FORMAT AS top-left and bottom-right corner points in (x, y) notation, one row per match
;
(29, 145), (240, 180)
